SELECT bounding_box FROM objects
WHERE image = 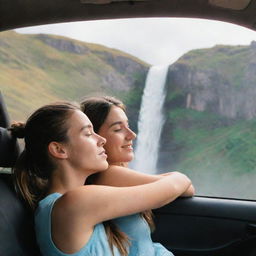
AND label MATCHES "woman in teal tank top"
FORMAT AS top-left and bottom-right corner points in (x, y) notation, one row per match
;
(81, 96), (195, 256)
(11, 100), (193, 256)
